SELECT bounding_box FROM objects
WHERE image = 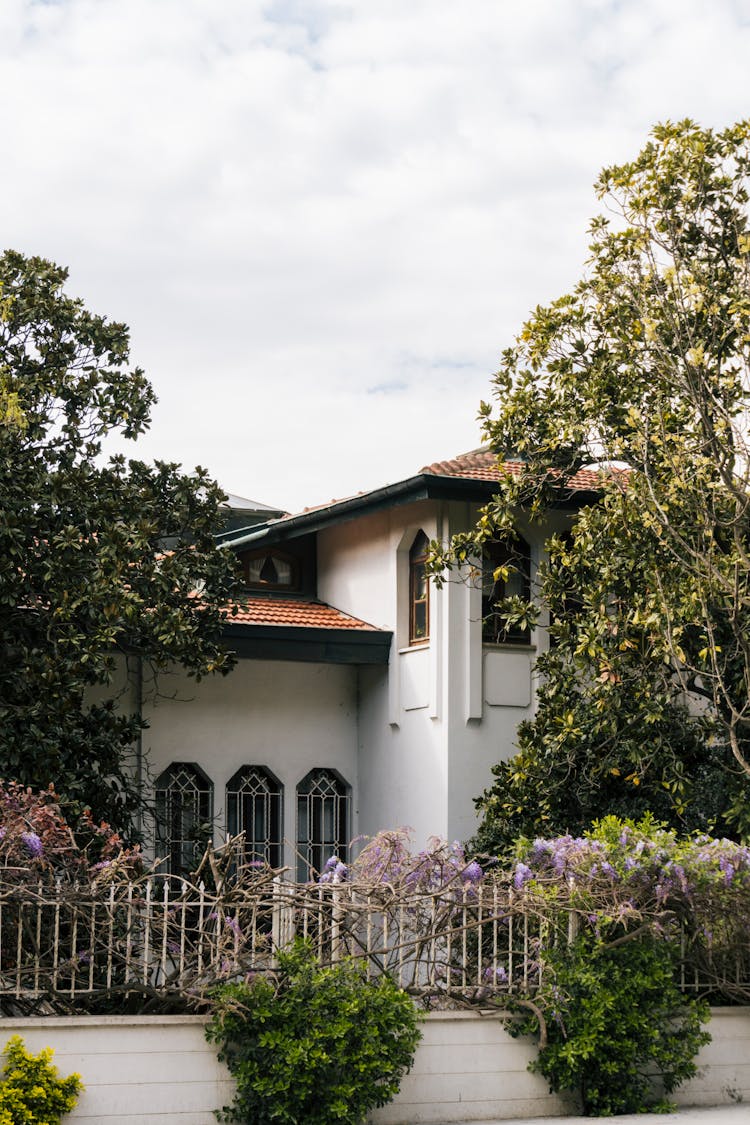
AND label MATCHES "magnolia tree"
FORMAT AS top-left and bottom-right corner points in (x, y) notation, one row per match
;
(433, 121), (750, 848)
(0, 251), (239, 833)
